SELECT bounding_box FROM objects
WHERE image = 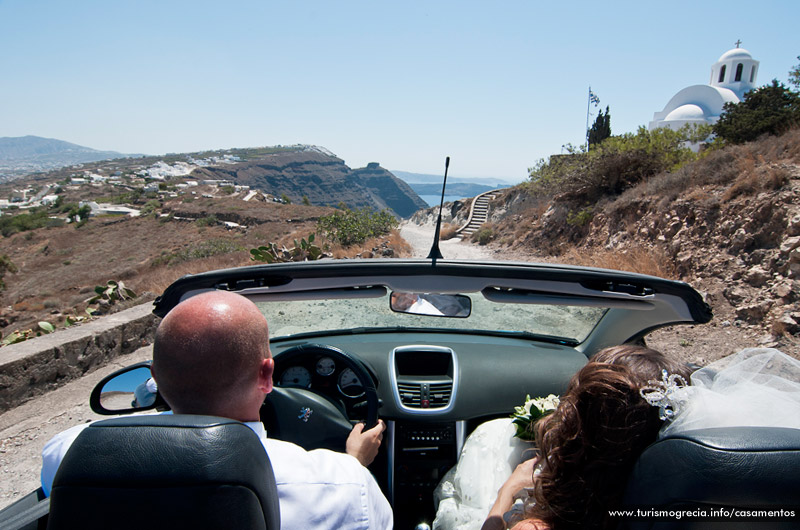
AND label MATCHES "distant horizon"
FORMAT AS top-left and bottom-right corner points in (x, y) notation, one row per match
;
(1, 1), (797, 179)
